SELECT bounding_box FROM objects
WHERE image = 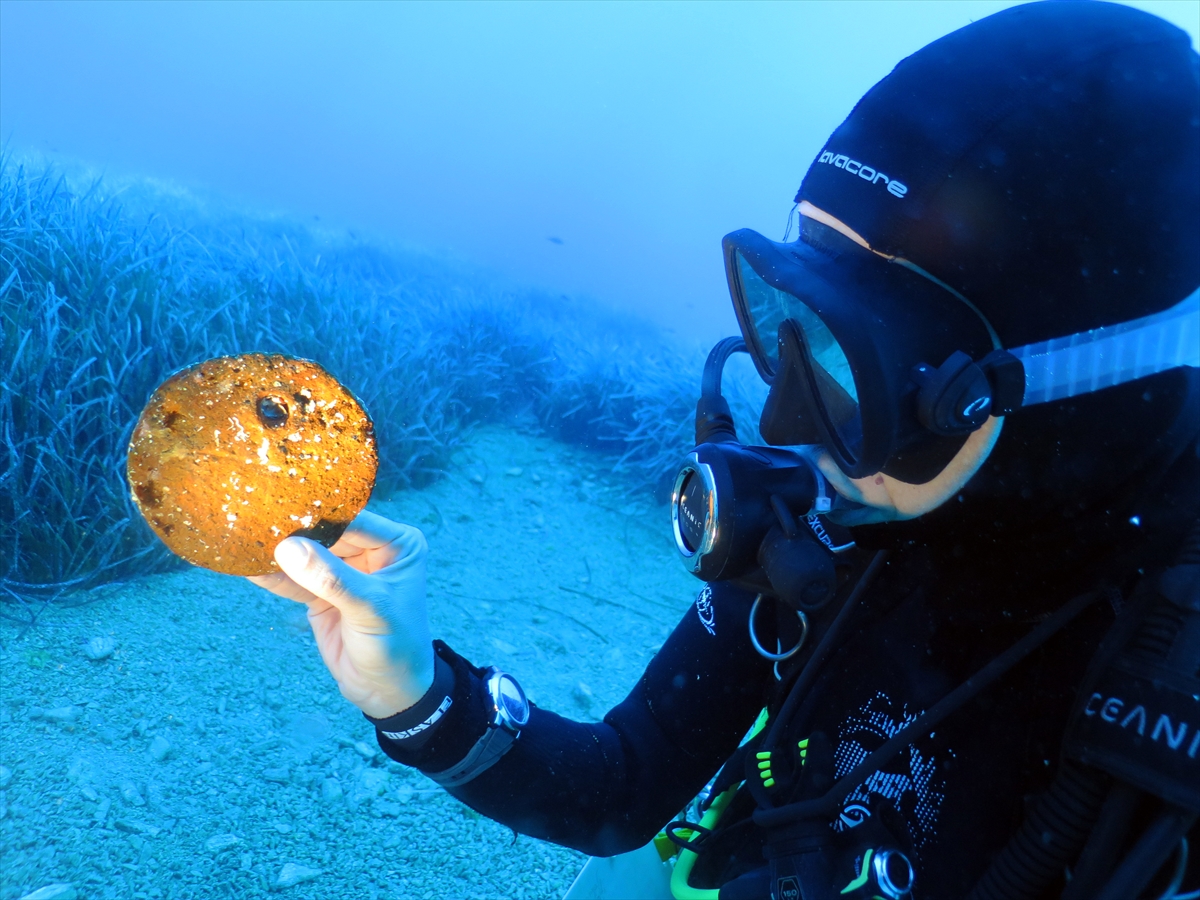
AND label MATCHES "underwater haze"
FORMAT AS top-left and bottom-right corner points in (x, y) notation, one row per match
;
(1, 2), (1198, 900)
(4, 0), (1194, 343)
